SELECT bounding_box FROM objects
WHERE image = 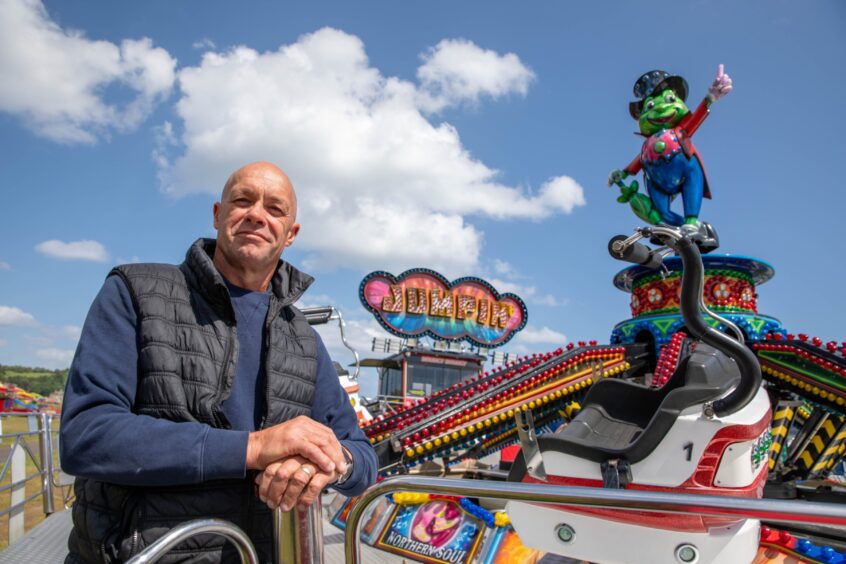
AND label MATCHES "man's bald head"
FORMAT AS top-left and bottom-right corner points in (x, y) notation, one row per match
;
(222, 161), (298, 220)
(212, 161), (302, 291)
